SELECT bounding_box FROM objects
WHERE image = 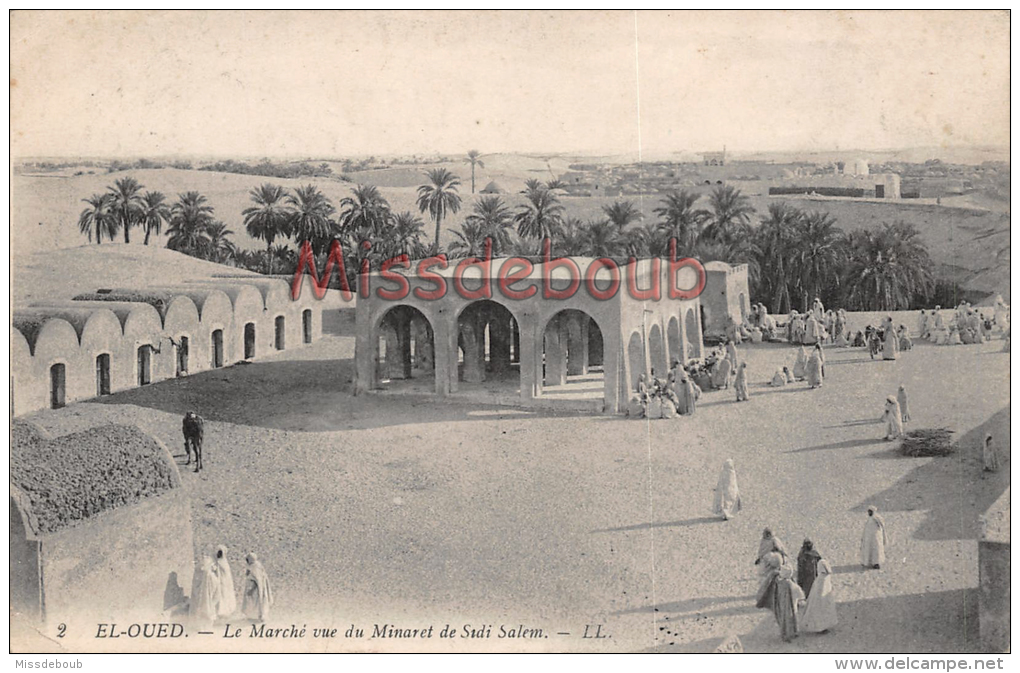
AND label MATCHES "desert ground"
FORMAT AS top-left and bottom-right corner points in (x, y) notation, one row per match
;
(22, 317), (1010, 653)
